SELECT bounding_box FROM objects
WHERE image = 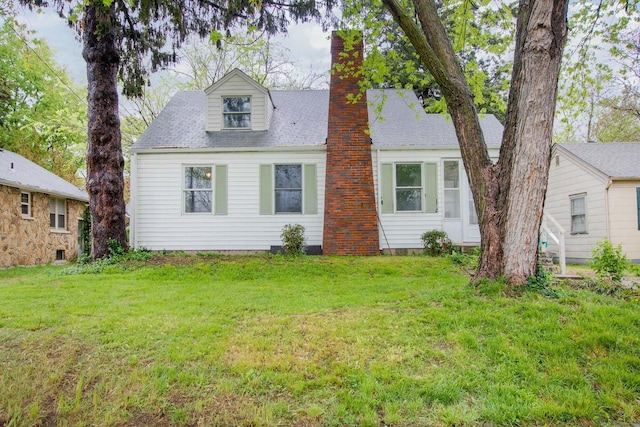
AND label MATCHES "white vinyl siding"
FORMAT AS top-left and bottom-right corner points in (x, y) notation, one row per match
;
(374, 149), (490, 248)
(544, 150), (608, 261)
(607, 182), (640, 260)
(133, 151), (324, 251)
